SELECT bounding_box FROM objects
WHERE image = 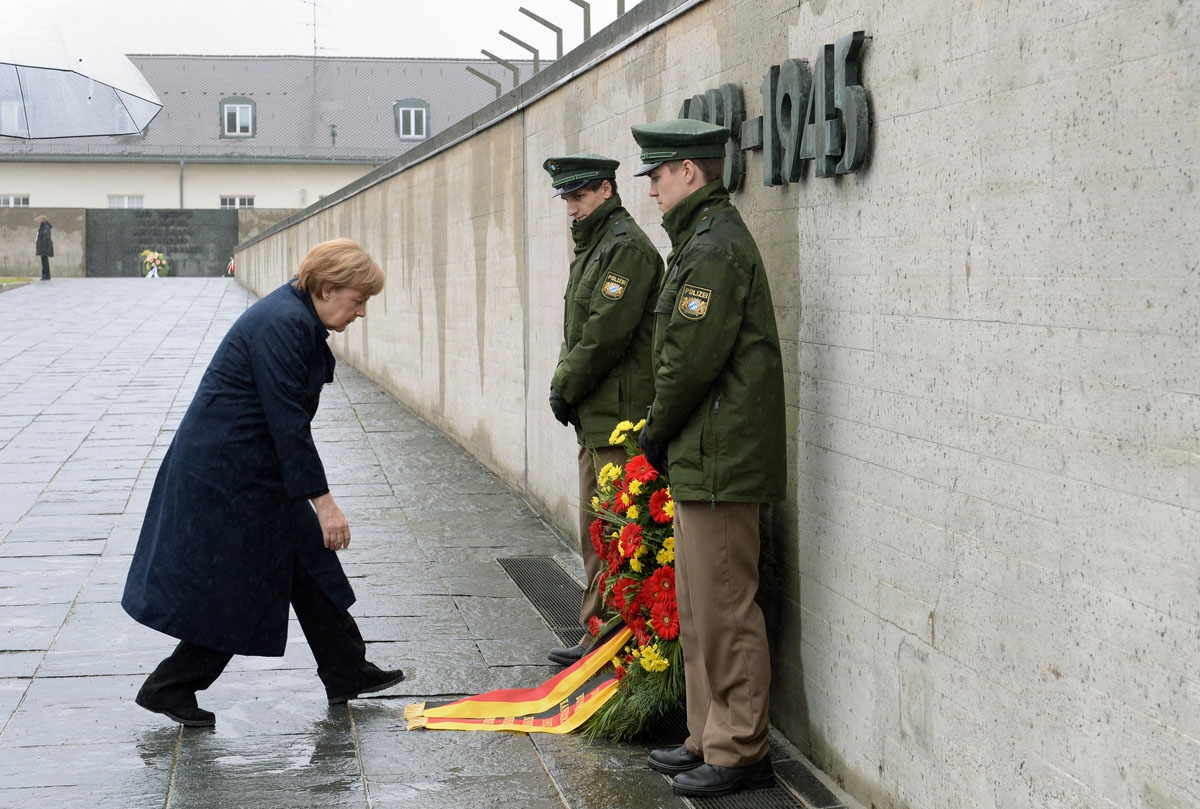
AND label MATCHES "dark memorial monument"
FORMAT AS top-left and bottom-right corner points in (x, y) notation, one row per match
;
(85, 209), (238, 277)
